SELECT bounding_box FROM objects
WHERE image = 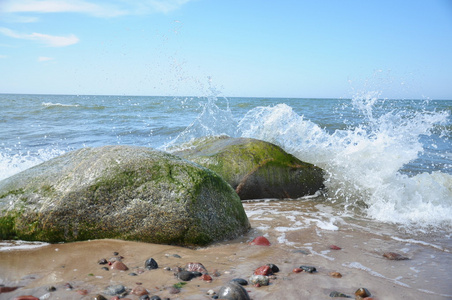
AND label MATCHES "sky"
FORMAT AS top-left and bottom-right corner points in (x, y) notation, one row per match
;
(0, 0), (451, 99)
